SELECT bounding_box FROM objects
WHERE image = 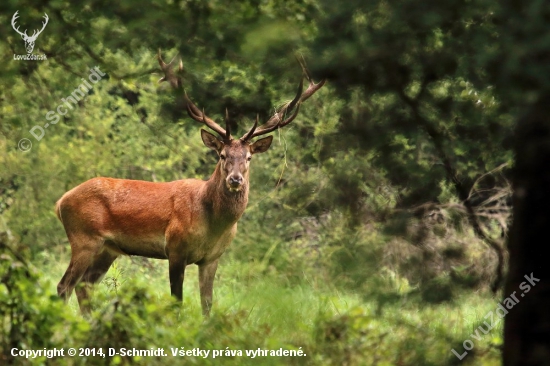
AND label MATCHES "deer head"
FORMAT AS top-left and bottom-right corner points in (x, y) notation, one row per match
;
(157, 51), (326, 193)
(11, 11), (49, 54)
